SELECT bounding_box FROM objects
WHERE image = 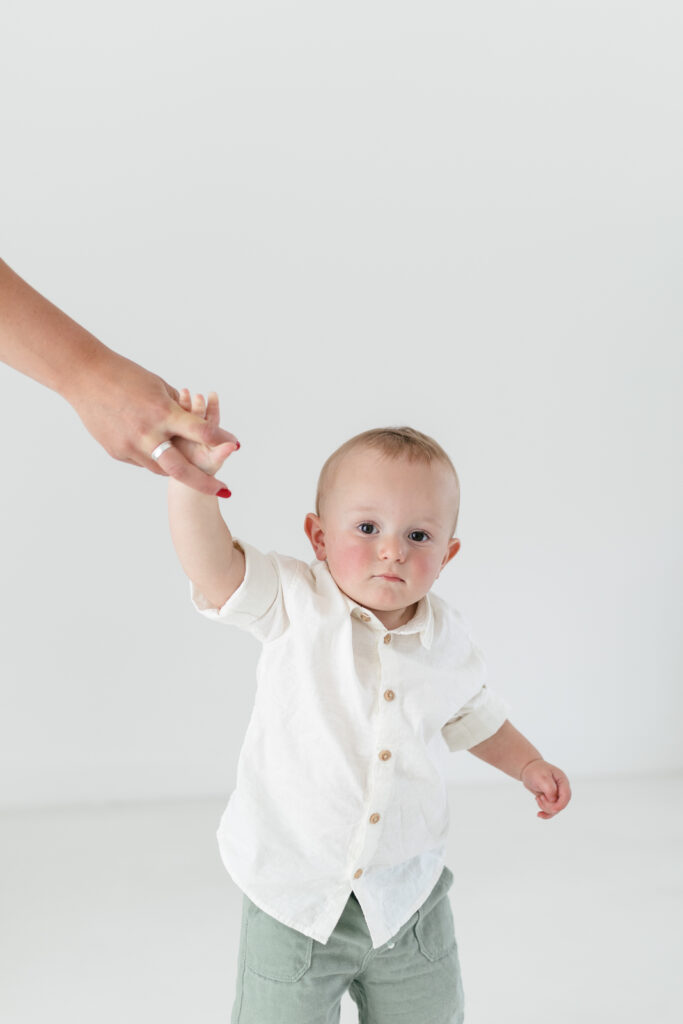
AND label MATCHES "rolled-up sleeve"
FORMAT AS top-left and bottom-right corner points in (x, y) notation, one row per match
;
(190, 540), (286, 642)
(441, 685), (509, 752)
